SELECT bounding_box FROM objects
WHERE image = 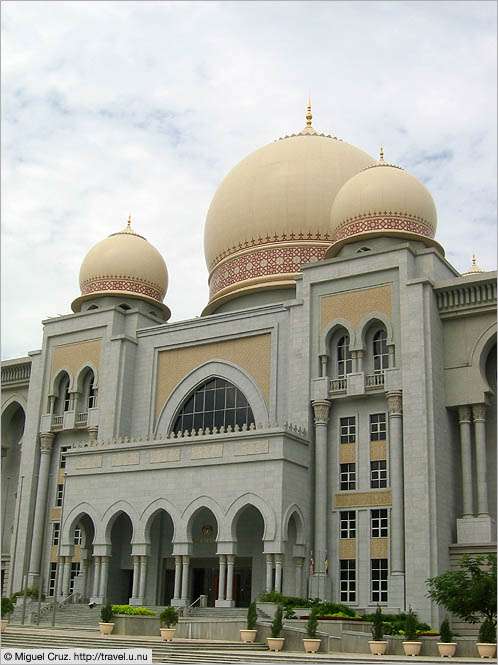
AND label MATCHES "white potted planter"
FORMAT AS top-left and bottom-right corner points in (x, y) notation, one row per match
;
(303, 638), (321, 653)
(240, 629), (257, 643)
(160, 627), (176, 642)
(476, 643), (496, 659)
(267, 637), (285, 651)
(369, 640), (388, 655)
(99, 622), (115, 635)
(402, 641), (422, 656)
(241, 602), (258, 643)
(437, 642), (457, 657)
